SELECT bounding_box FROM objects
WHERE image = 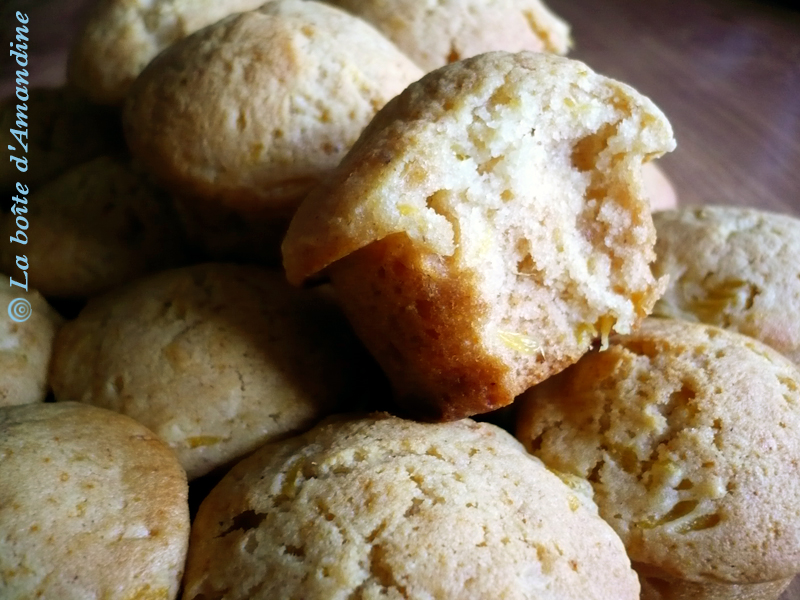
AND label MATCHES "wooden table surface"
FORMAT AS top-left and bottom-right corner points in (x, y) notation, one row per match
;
(2, 0), (799, 597)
